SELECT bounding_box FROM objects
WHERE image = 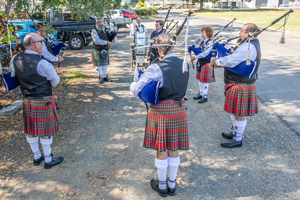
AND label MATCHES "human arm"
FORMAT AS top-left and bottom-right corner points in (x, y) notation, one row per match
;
(42, 41), (58, 62)
(130, 63), (163, 97)
(92, 29), (109, 45)
(37, 60), (60, 86)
